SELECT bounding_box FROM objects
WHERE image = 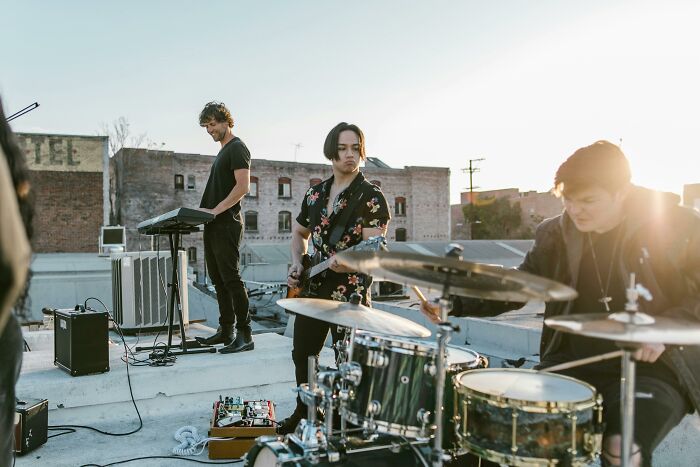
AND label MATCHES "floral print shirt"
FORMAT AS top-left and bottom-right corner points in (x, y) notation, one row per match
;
(296, 172), (390, 305)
